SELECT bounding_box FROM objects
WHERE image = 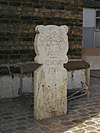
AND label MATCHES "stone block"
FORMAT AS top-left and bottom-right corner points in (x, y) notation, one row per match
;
(34, 25), (69, 120)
